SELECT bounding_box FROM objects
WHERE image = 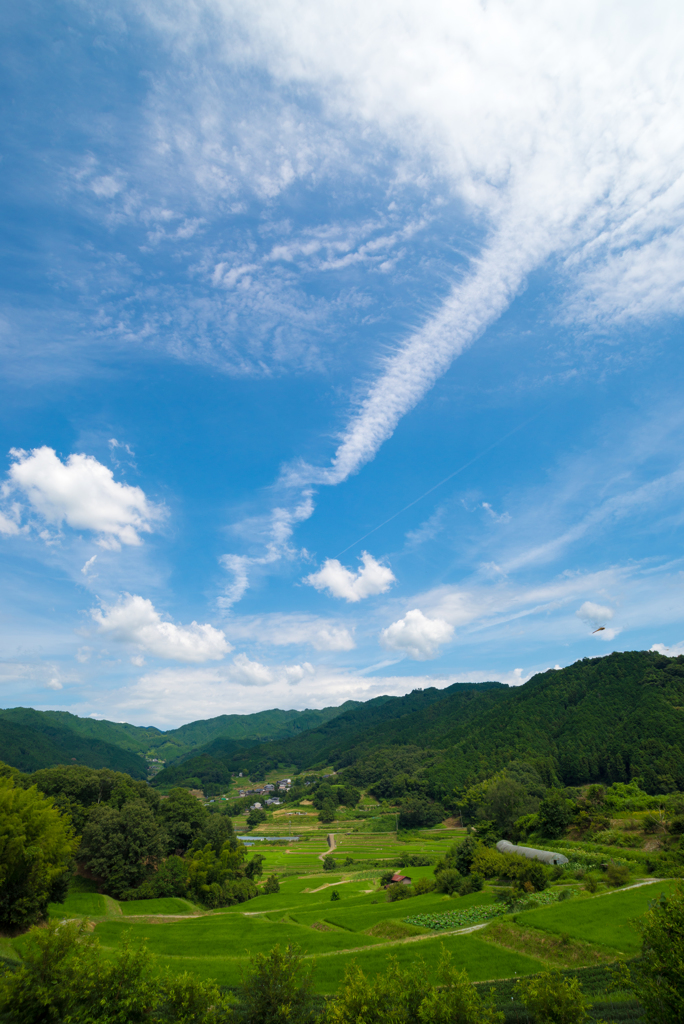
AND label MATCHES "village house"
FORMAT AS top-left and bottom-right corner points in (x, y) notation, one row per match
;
(385, 872), (412, 888)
